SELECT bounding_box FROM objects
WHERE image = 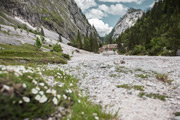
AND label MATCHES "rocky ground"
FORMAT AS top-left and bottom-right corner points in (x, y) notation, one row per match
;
(60, 53), (180, 120)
